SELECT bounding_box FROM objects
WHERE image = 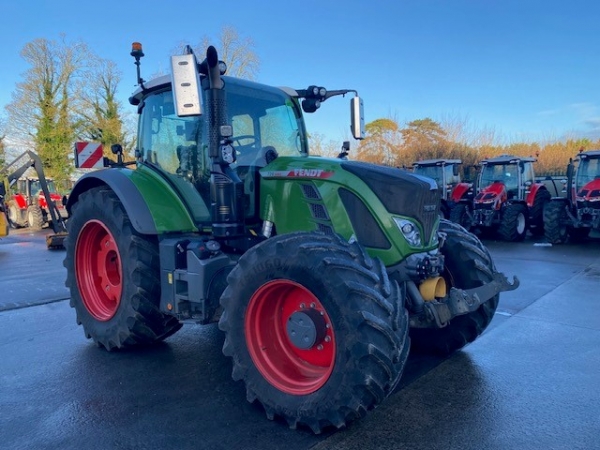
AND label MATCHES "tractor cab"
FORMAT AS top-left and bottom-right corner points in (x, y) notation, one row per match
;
(477, 155), (535, 201)
(412, 159), (462, 199)
(461, 155), (549, 241)
(574, 150), (600, 199)
(412, 158), (472, 218)
(131, 76), (310, 224)
(573, 150), (600, 221)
